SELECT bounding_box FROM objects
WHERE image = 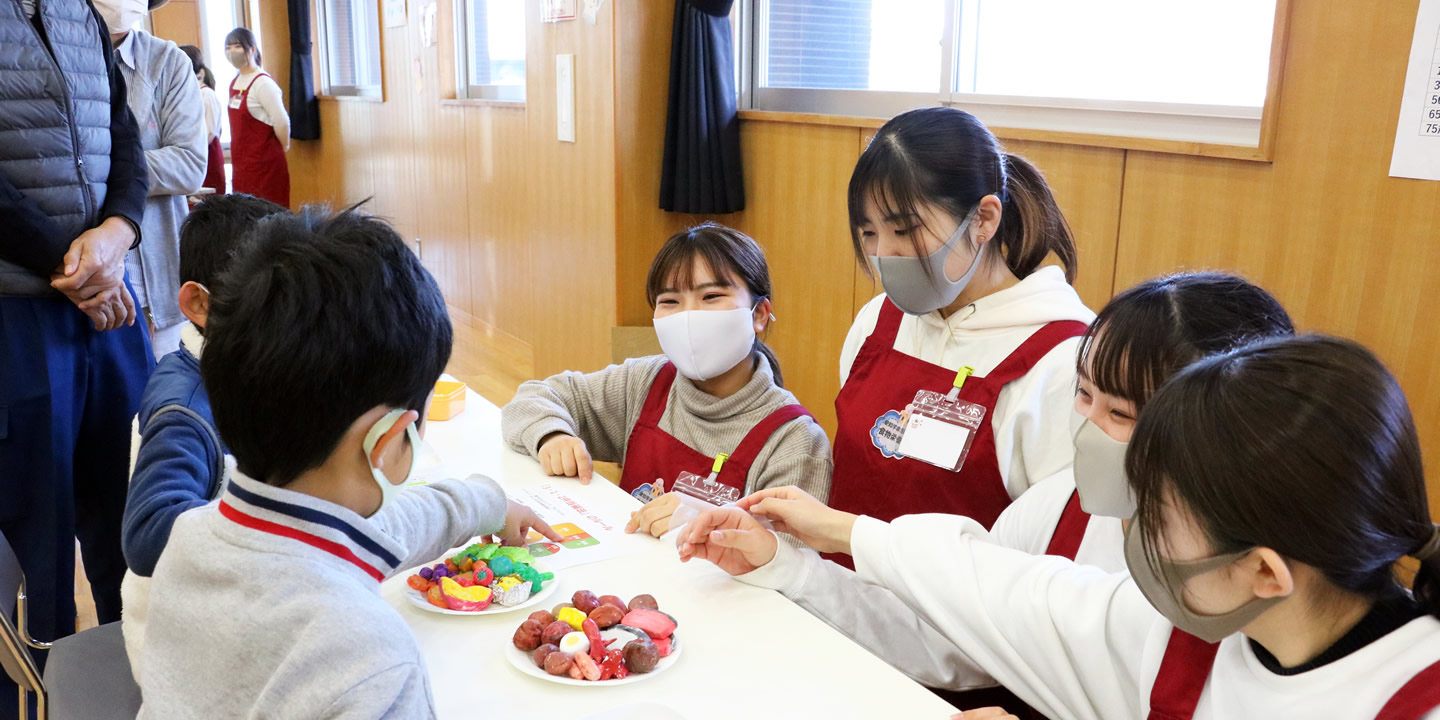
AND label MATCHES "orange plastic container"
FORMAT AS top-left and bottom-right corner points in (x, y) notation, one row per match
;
(428, 380), (467, 421)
